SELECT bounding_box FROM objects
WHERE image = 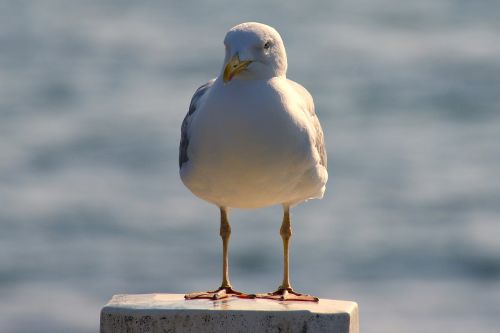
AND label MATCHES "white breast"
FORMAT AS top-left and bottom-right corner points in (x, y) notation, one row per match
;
(181, 77), (326, 208)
